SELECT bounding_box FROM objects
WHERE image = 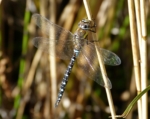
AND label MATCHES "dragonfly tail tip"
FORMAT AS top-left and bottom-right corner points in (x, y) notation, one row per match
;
(55, 101), (59, 108)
